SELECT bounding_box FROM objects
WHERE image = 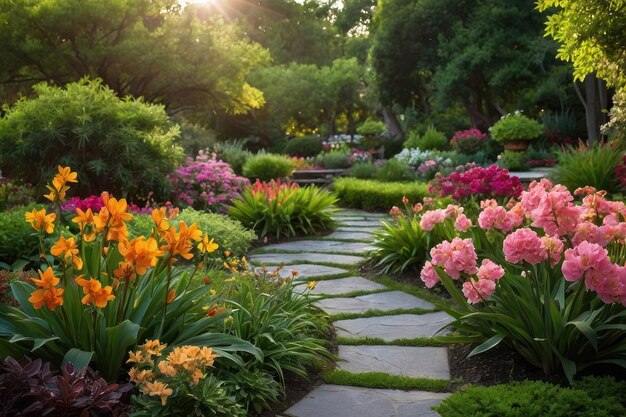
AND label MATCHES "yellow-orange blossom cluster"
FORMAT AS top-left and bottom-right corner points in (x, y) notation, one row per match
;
(25, 166), (219, 312)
